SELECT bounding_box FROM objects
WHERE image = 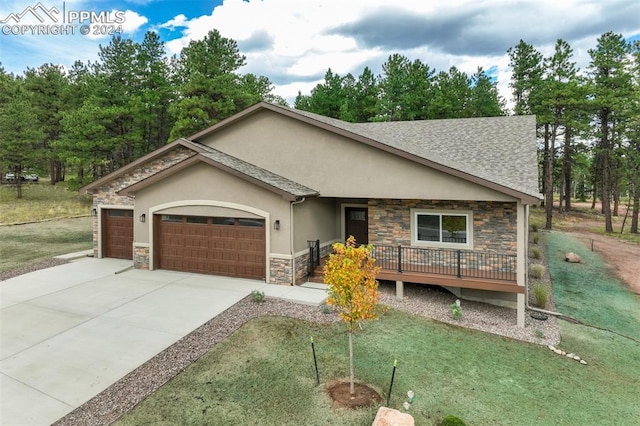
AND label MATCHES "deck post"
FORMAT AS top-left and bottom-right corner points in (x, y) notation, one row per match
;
(517, 293), (525, 328)
(397, 245), (402, 272)
(395, 280), (404, 299)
